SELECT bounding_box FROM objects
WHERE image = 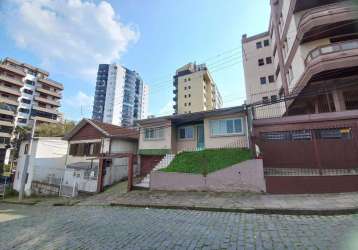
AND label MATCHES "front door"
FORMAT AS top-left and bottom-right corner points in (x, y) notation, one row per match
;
(197, 125), (205, 149)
